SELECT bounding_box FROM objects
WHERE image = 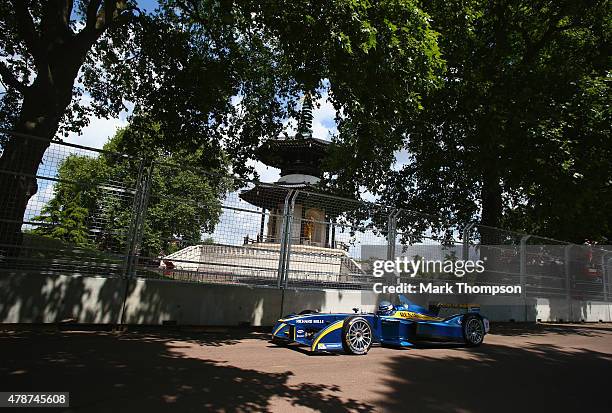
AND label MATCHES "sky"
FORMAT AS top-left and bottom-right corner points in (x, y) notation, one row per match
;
(135, 0), (159, 12)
